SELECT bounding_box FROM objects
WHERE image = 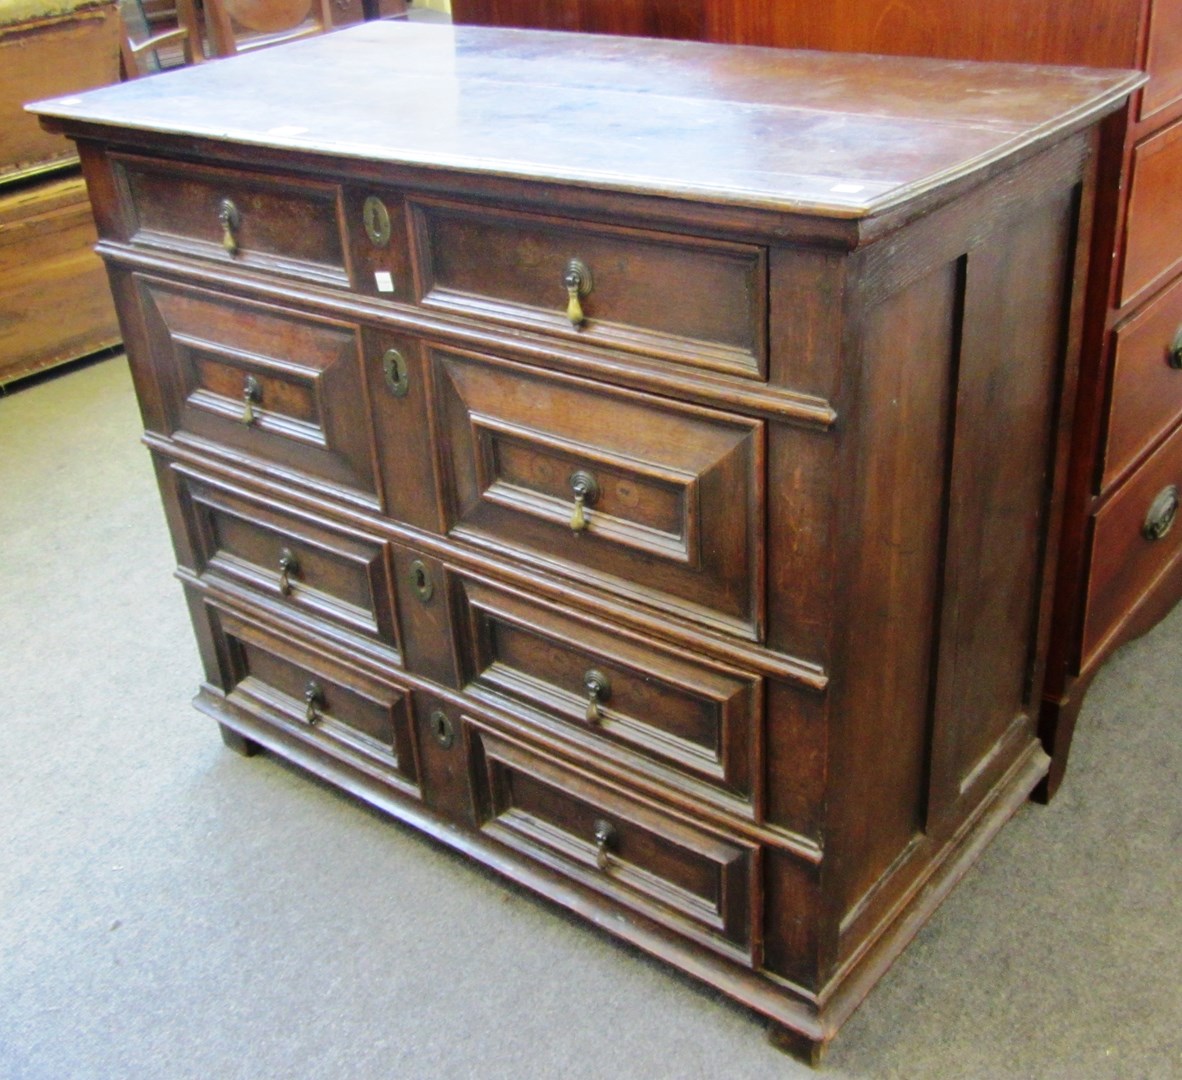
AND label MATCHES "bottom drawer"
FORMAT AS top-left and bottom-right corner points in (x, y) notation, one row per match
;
(1083, 422), (1182, 666)
(469, 721), (756, 965)
(206, 601), (420, 791)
